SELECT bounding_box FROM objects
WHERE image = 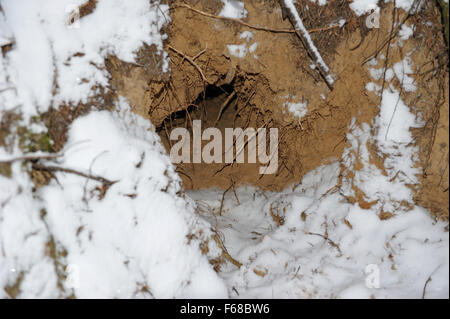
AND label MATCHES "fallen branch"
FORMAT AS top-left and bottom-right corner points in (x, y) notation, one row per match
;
(278, 0), (334, 90)
(218, 184), (233, 216)
(379, 3), (397, 104)
(0, 151), (114, 186)
(172, 3), (341, 35)
(422, 265), (442, 299)
(213, 233), (242, 268)
(306, 231), (342, 255)
(0, 86), (16, 94)
(231, 179), (240, 205)
(32, 163), (116, 186)
(0, 152), (62, 164)
(167, 45), (214, 85)
(214, 91), (236, 126)
(66, 0), (97, 25)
